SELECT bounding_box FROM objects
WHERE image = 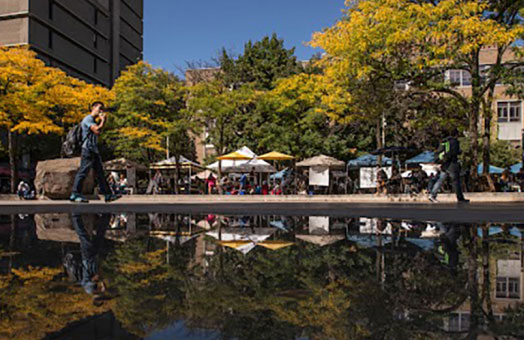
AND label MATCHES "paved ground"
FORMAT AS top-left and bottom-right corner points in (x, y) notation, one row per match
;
(1, 194), (523, 223)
